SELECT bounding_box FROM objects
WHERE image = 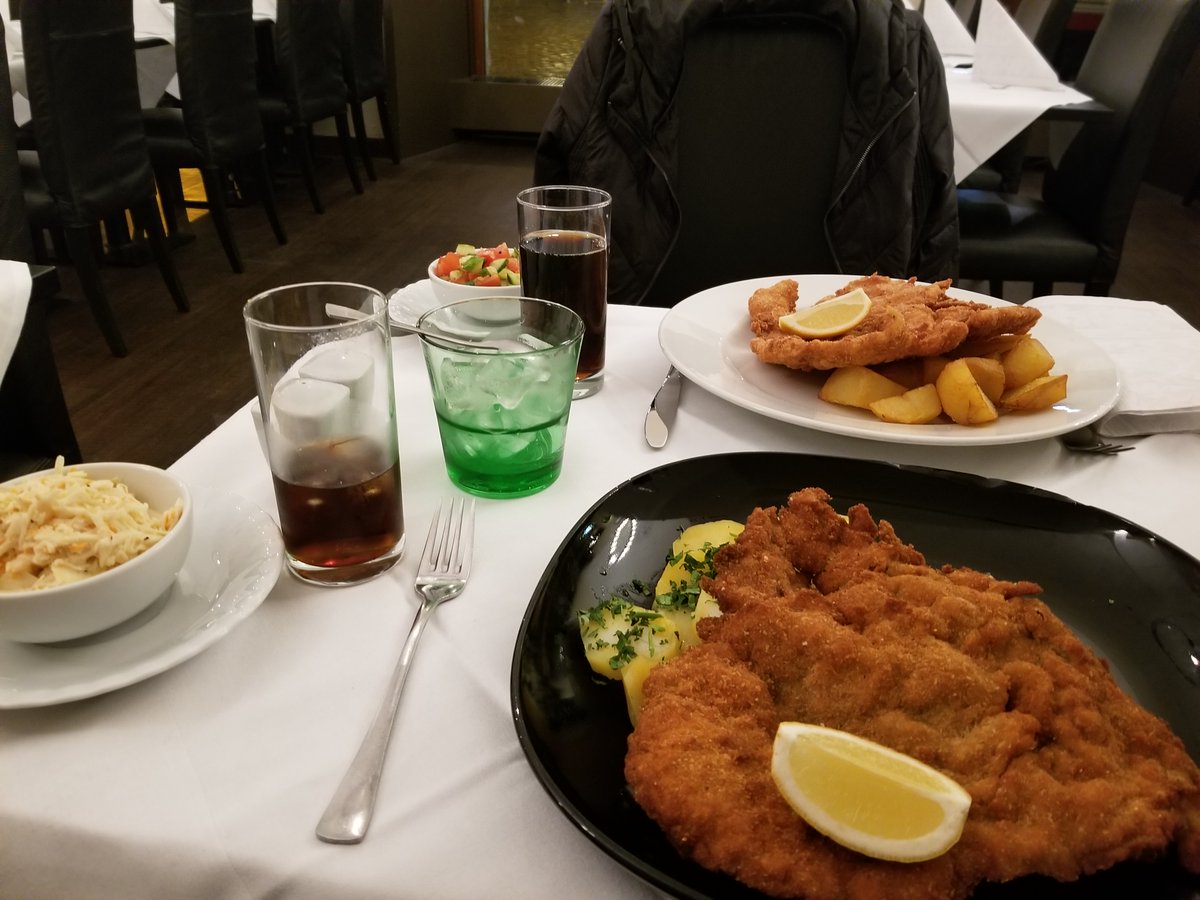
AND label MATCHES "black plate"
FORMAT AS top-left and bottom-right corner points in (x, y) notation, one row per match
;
(510, 453), (1200, 899)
